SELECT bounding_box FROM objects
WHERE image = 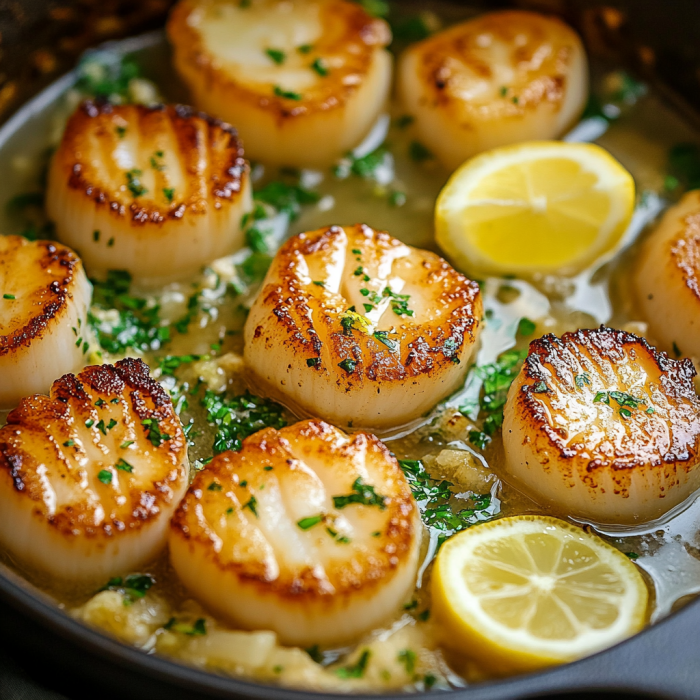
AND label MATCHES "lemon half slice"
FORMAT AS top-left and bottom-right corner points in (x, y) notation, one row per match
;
(432, 516), (648, 674)
(435, 141), (635, 276)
